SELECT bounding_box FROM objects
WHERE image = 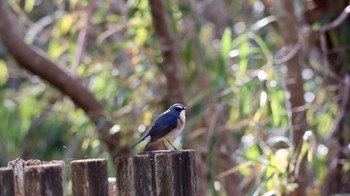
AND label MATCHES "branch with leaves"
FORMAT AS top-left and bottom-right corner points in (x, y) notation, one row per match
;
(0, 0), (126, 157)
